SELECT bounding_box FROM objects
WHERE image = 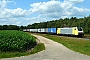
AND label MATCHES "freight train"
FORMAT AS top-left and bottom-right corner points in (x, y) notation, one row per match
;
(23, 27), (84, 37)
